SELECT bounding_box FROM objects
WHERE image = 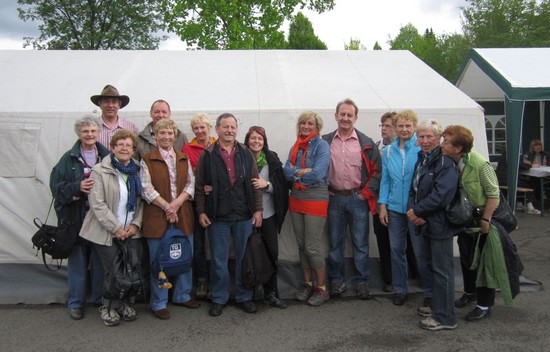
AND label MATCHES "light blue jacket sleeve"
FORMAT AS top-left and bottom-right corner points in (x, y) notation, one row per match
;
(378, 145), (390, 205)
